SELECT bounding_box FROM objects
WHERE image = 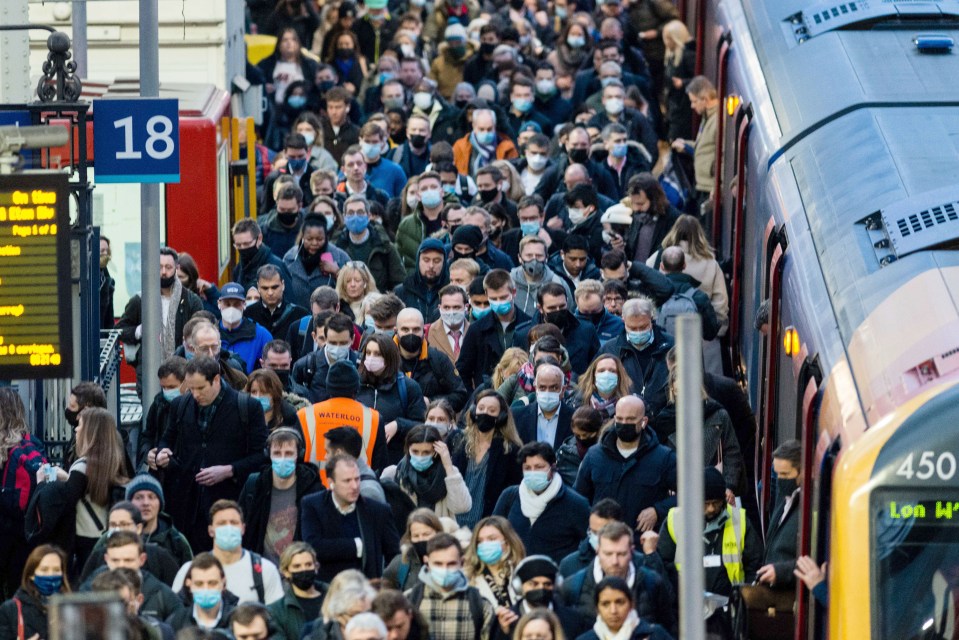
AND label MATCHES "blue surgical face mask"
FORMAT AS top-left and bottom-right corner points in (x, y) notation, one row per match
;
(192, 588), (222, 610)
(474, 130), (496, 146)
(287, 157), (308, 173)
(326, 343), (350, 363)
(409, 453), (434, 472)
(345, 214), (370, 235)
(162, 387), (181, 401)
(489, 298), (513, 316)
(272, 457), (296, 478)
(365, 316), (376, 332)
(595, 371), (619, 395)
(429, 566), (463, 588)
(375, 327), (396, 339)
(476, 540), (504, 565)
(611, 142), (628, 158)
(587, 530), (599, 551)
(512, 98), (533, 113)
(379, 71), (396, 84)
(254, 395), (272, 412)
(288, 95), (308, 109)
(567, 35), (585, 49)
(523, 470), (551, 492)
(34, 574), (63, 596)
(361, 142), (382, 160)
(420, 188), (443, 209)
(520, 220), (540, 236)
(443, 183), (457, 195)
(214, 524), (242, 551)
(472, 306), (491, 321)
(536, 390), (561, 412)
(627, 329), (654, 348)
